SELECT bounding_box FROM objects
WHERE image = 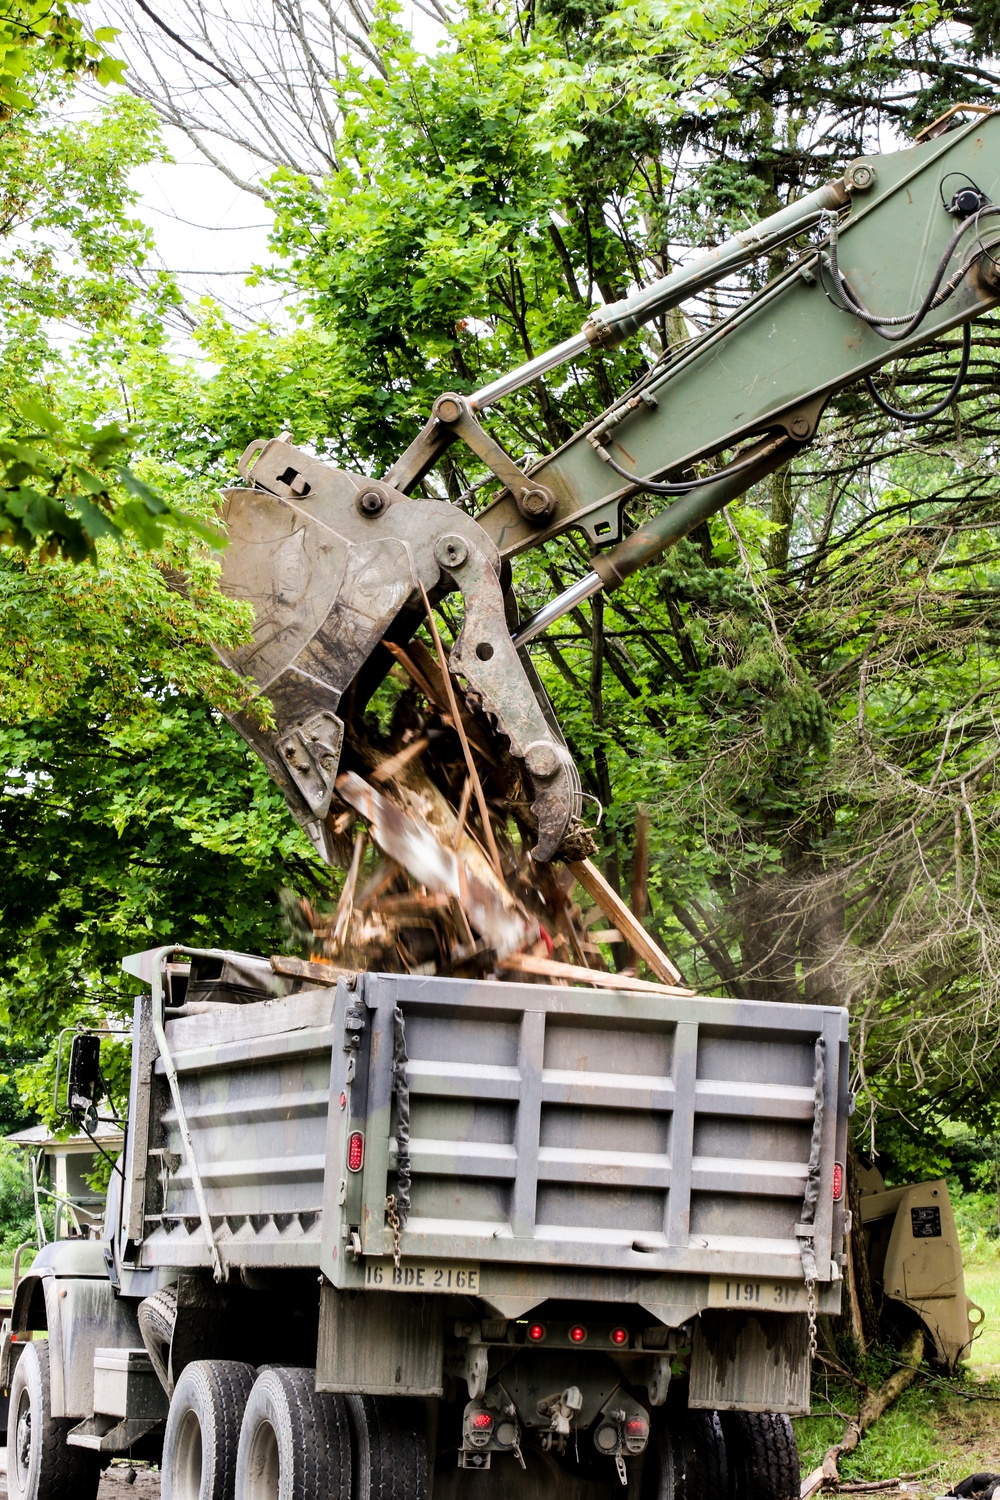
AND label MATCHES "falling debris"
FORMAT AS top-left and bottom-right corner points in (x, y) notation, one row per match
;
(336, 770), (534, 960)
(283, 626), (688, 992)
